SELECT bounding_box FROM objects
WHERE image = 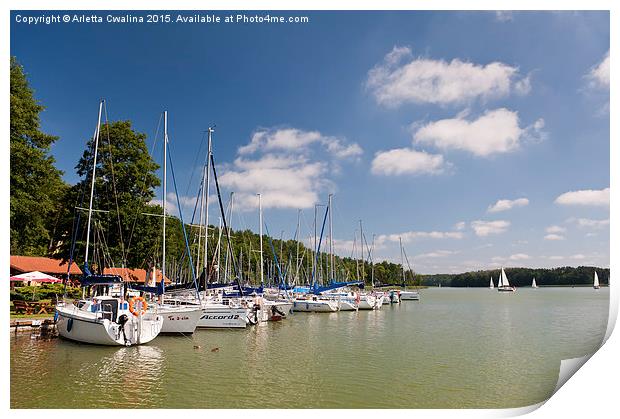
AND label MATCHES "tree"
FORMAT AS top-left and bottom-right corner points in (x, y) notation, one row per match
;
(10, 56), (67, 255)
(55, 119), (162, 270)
